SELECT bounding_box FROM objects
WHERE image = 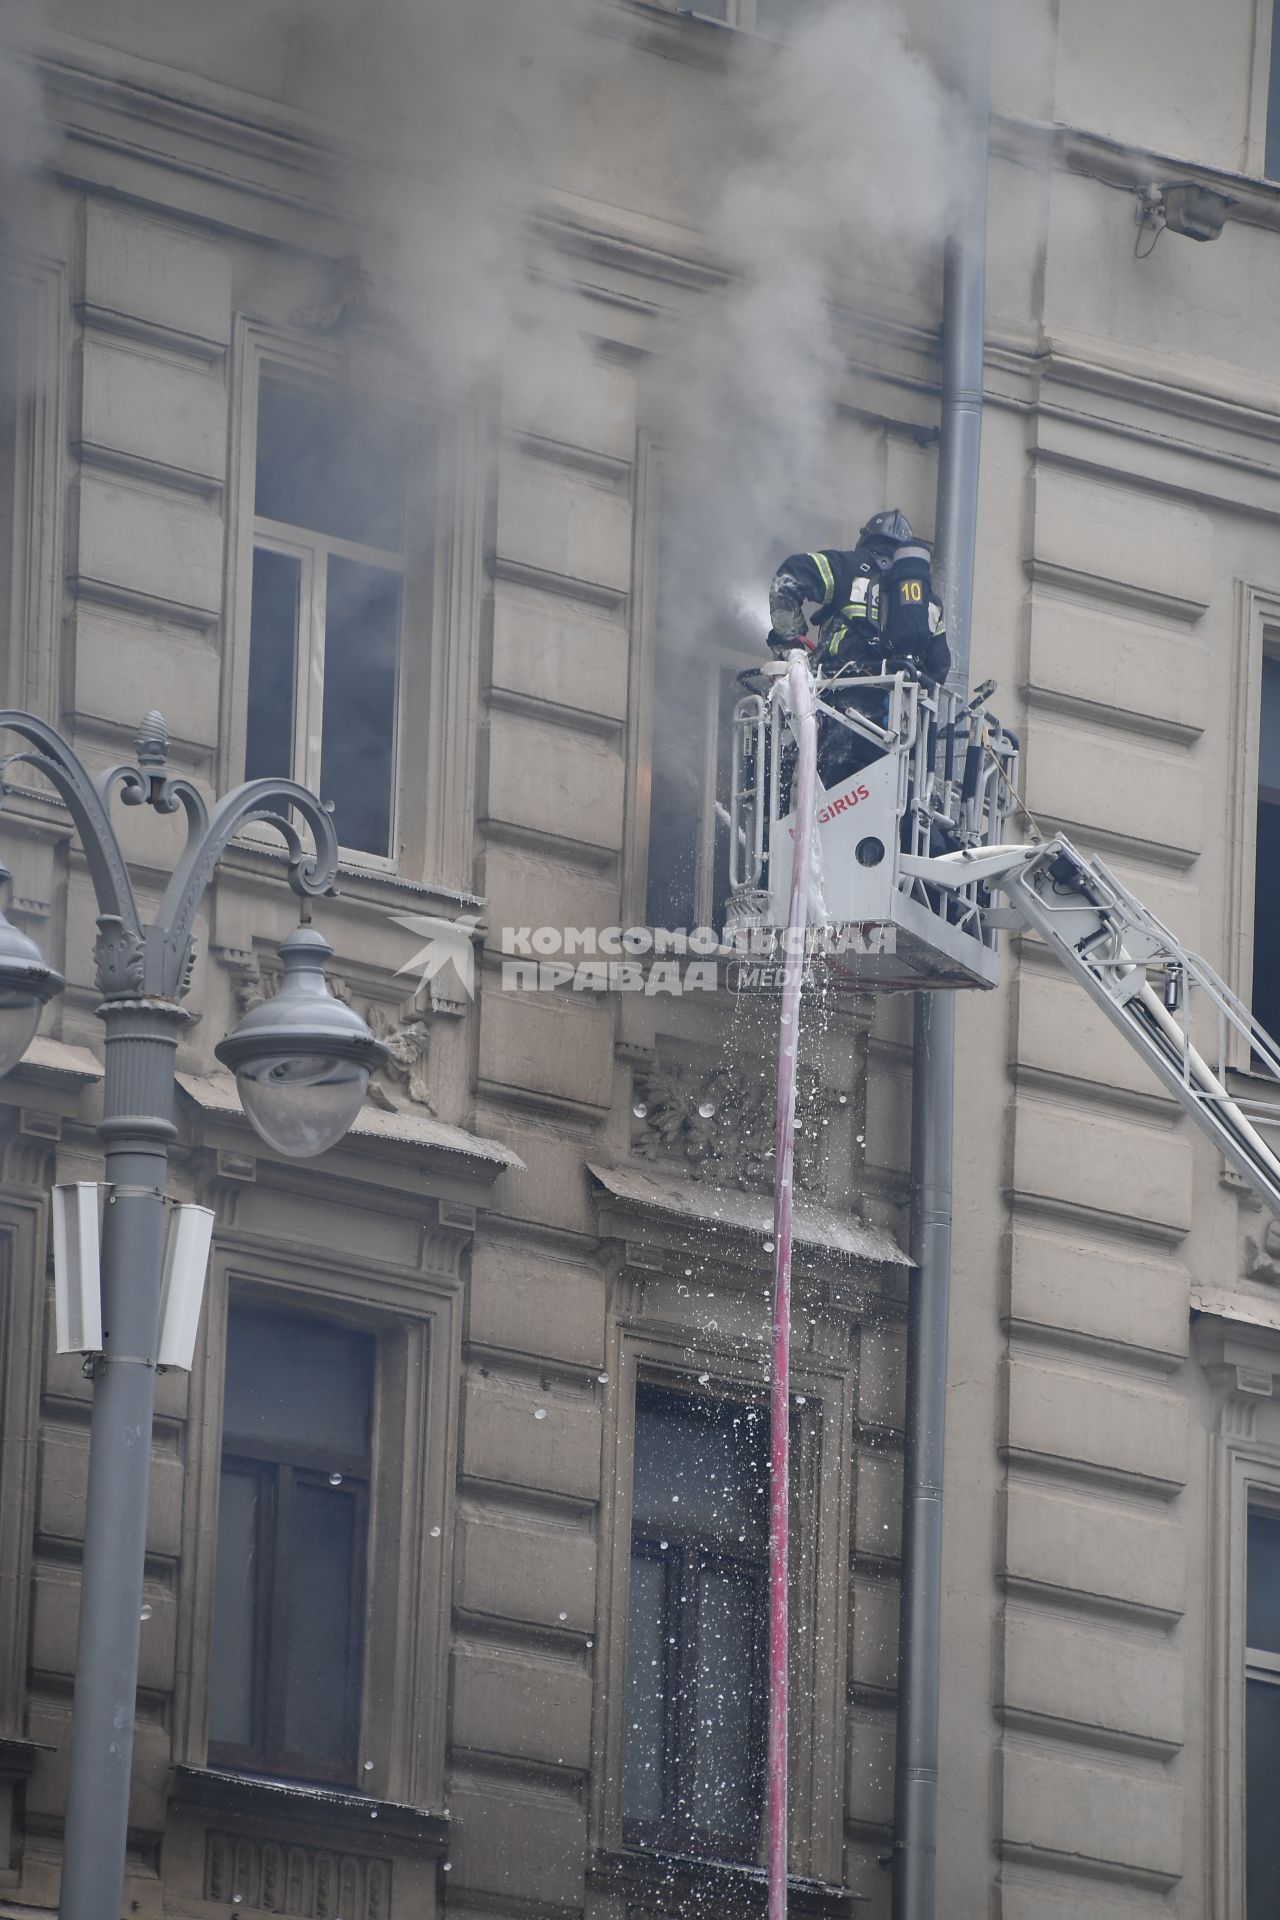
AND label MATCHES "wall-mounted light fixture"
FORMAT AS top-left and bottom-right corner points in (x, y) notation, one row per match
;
(1136, 179), (1236, 255)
